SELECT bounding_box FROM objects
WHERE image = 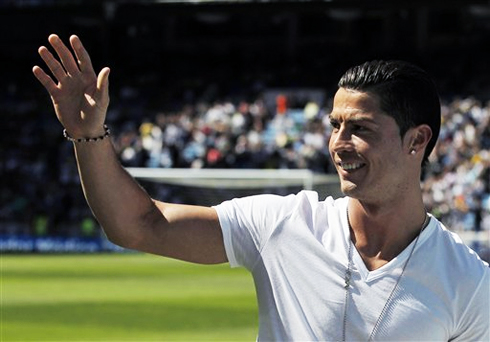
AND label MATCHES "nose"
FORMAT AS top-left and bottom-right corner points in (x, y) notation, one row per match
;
(329, 125), (353, 154)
